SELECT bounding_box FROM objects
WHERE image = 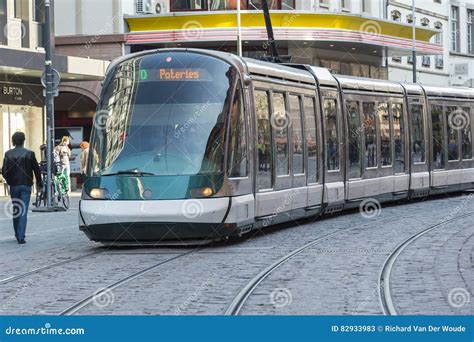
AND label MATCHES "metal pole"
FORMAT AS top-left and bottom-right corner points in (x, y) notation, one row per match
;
(237, 0), (242, 56)
(412, 0), (417, 83)
(261, 0), (279, 60)
(44, 0), (54, 206)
